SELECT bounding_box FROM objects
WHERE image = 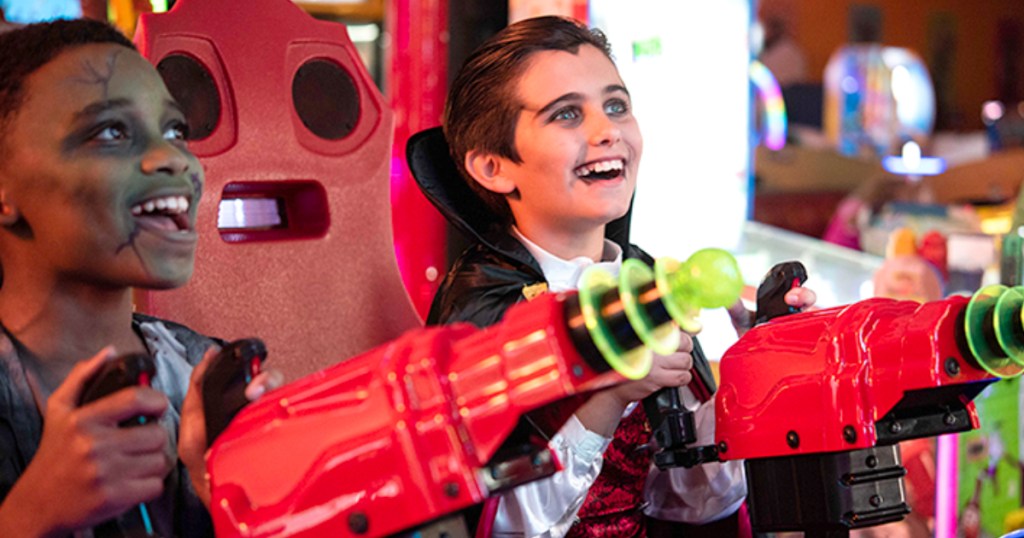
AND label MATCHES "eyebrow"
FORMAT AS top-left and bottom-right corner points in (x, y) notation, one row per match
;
(70, 96), (188, 127)
(531, 84), (632, 118)
(72, 98), (132, 123)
